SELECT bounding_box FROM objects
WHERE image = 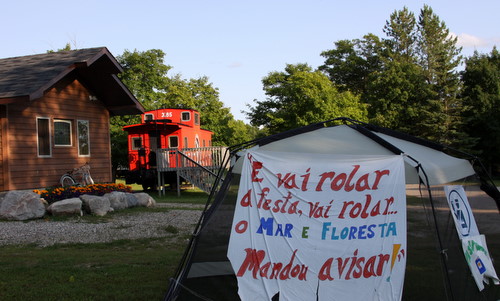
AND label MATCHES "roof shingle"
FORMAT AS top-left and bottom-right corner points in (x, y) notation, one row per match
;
(0, 48), (107, 98)
(0, 47), (144, 115)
